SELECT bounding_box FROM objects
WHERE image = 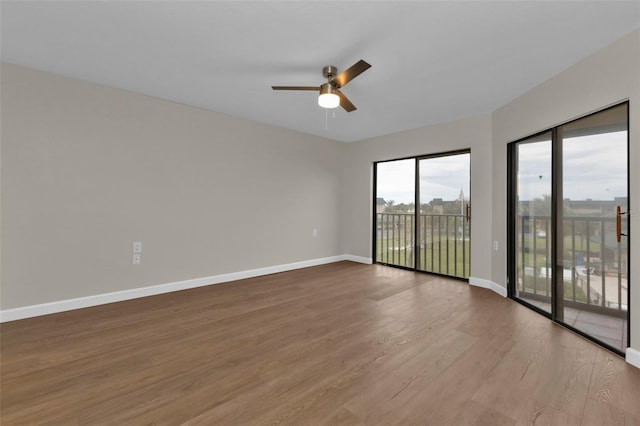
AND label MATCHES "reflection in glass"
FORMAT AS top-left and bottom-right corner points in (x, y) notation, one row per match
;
(510, 103), (629, 353)
(514, 133), (553, 314)
(558, 103), (628, 351)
